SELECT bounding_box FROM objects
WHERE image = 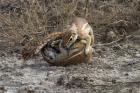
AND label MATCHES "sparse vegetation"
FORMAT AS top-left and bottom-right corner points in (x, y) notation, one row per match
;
(0, 0), (140, 48)
(0, 0), (140, 93)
